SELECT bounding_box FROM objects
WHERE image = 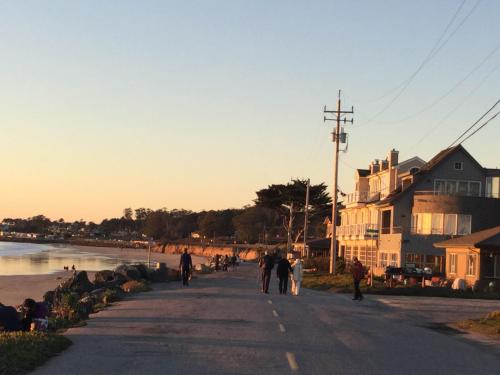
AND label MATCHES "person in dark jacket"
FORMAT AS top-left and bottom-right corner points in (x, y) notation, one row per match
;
(351, 257), (365, 301)
(179, 248), (193, 286)
(276, 255), (293, 294)
(259, 251), (274, 294)
(0, 303), (21, 332)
